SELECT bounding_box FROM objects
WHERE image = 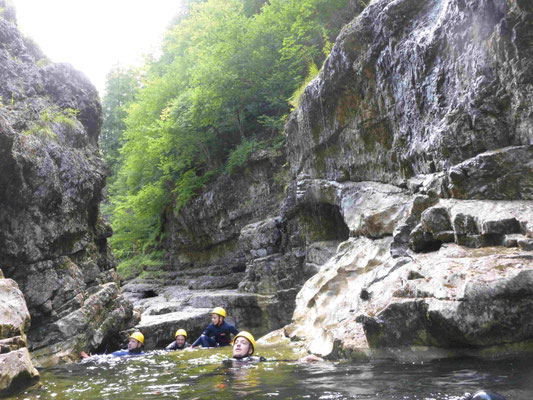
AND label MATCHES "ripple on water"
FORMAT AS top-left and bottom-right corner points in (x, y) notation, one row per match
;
(9, 346), (533, 399)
